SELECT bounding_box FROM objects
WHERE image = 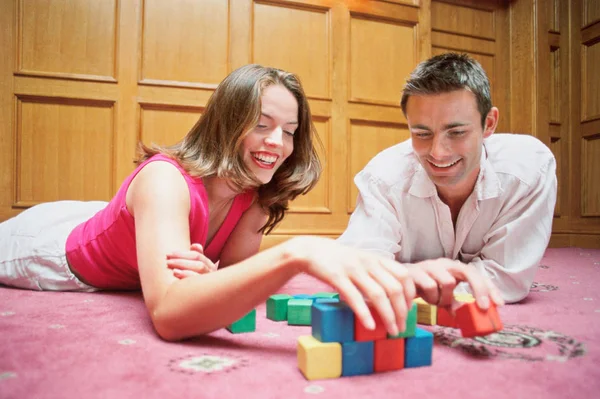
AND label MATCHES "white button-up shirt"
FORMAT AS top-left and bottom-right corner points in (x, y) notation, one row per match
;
(338, 134), (557, 303)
